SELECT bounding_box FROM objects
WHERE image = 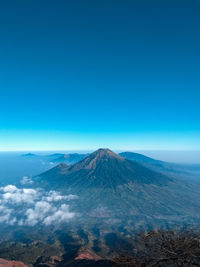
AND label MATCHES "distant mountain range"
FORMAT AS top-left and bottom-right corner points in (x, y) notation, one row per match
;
(35, 148), (200, 229)
(22, 151), (200, 179)
(21, 150), (200, 176)
(20, 150), (200, 189)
